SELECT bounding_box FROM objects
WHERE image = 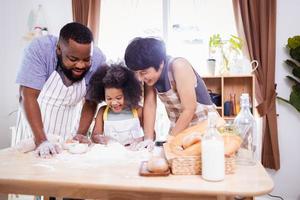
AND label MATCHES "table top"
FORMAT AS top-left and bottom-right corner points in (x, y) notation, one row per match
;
(0, 144), (273, 199)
